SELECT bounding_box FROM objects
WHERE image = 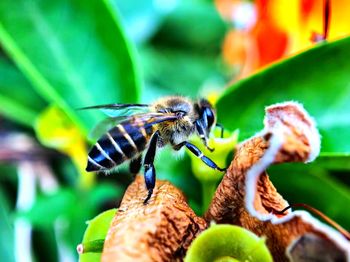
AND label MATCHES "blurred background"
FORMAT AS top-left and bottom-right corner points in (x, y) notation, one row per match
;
(1, 0), (350, 261)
